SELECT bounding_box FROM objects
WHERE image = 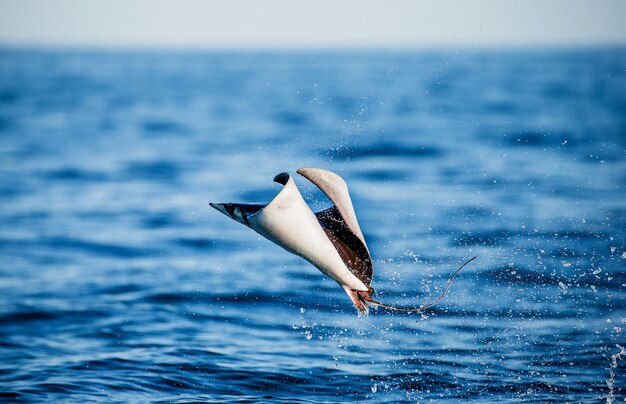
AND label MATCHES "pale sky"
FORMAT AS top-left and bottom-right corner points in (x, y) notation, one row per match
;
(0, 0), (625, 49)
